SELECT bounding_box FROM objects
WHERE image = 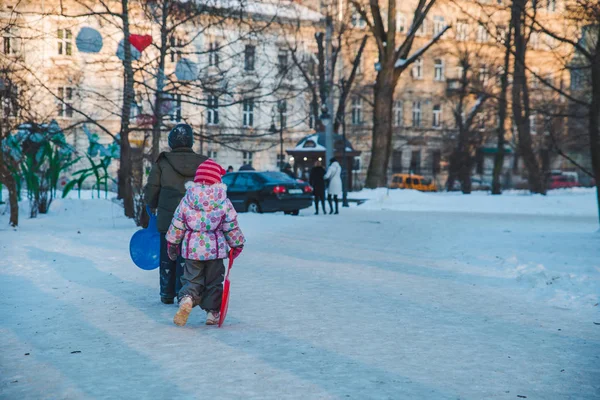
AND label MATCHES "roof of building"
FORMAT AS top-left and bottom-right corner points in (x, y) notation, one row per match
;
(291, 132), (354, 152)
